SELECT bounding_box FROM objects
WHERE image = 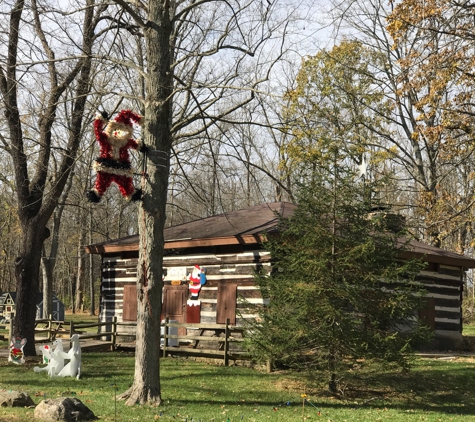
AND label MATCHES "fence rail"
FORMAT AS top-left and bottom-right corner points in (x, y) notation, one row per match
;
(2, 314), (249, 366)
(160, 318), (247, 366)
